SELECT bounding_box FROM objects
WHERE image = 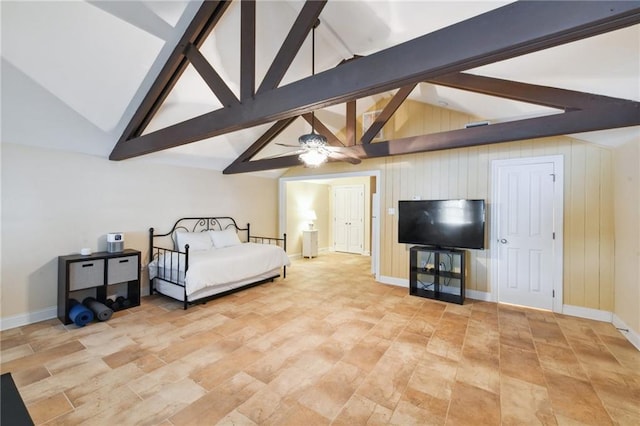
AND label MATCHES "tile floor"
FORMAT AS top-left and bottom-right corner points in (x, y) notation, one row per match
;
(1, 253), (638, 425)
